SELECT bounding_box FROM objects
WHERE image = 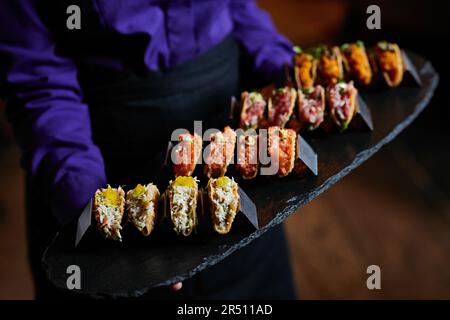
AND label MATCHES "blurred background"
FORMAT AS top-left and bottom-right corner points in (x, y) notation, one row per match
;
(1, 0), (449, 299)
